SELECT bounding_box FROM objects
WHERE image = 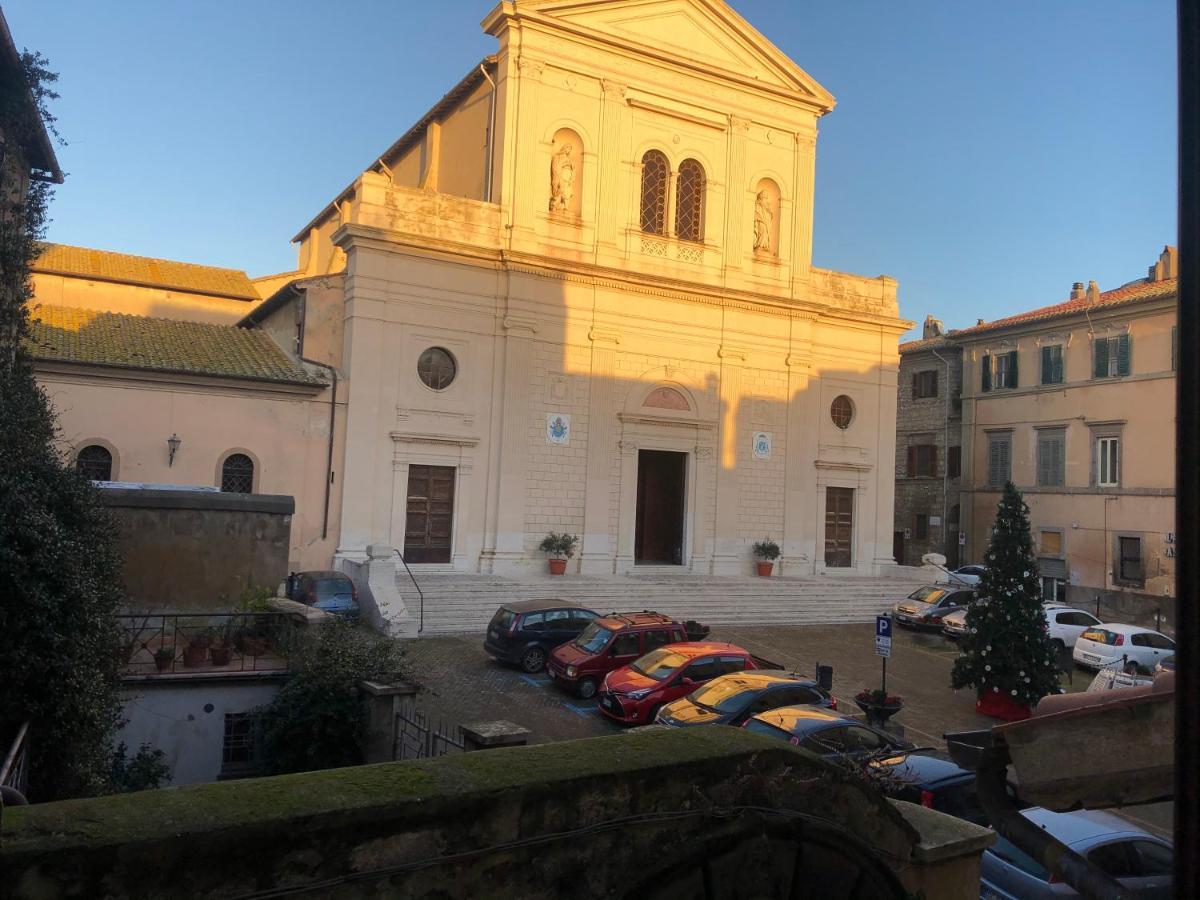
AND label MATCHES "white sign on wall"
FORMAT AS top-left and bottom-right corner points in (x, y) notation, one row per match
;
(546, 413), (571, 445)
(930, 516), (942, 526)
(958, 532), (967, 546)
(752, 431), (772, 459)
